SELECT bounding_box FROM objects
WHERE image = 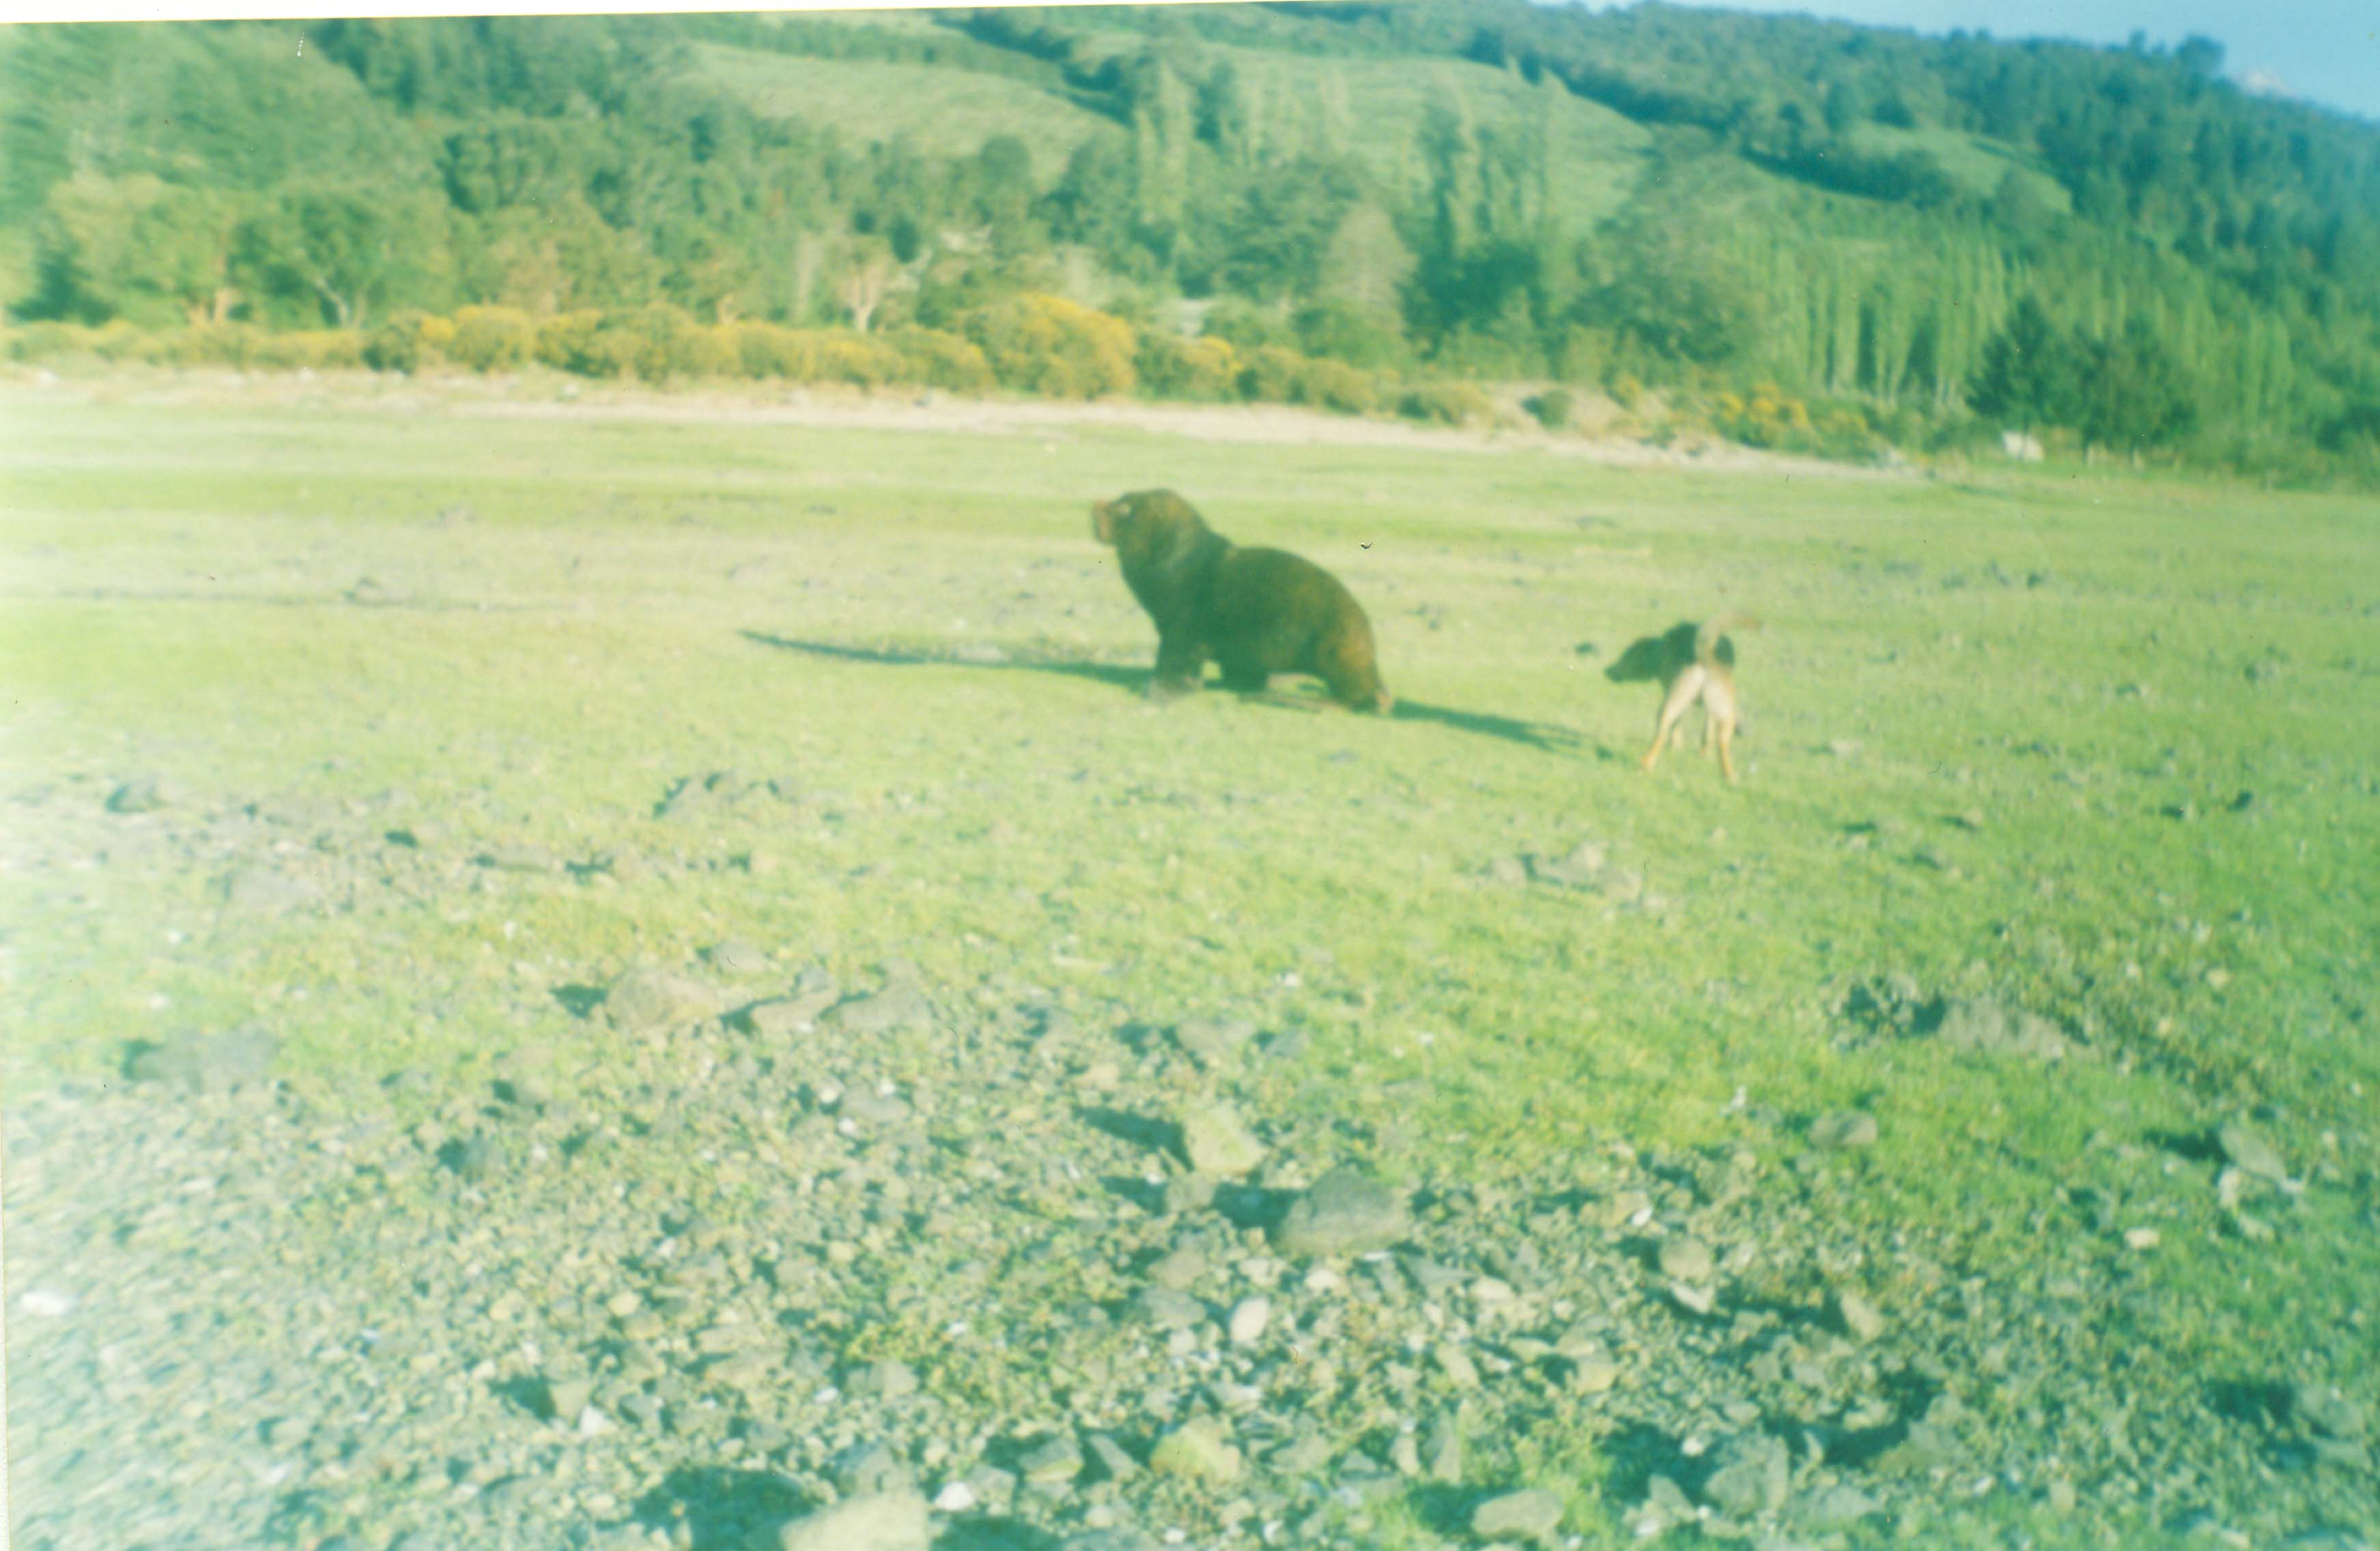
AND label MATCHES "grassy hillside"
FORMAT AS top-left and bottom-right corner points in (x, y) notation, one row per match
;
(1, 4), (2376, 481)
